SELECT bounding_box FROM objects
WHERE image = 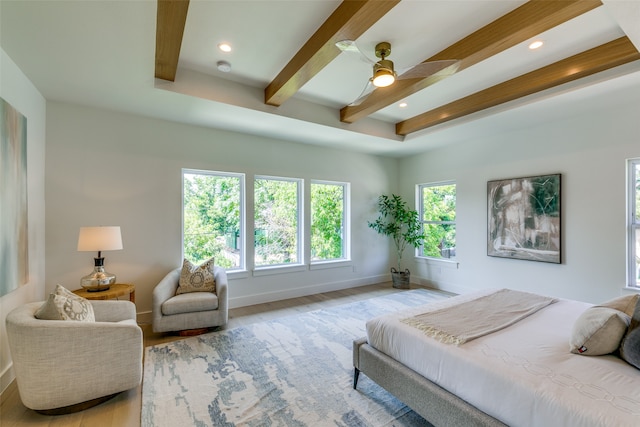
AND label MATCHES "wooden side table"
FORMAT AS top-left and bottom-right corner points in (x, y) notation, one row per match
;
(72, 283), (135, 303)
